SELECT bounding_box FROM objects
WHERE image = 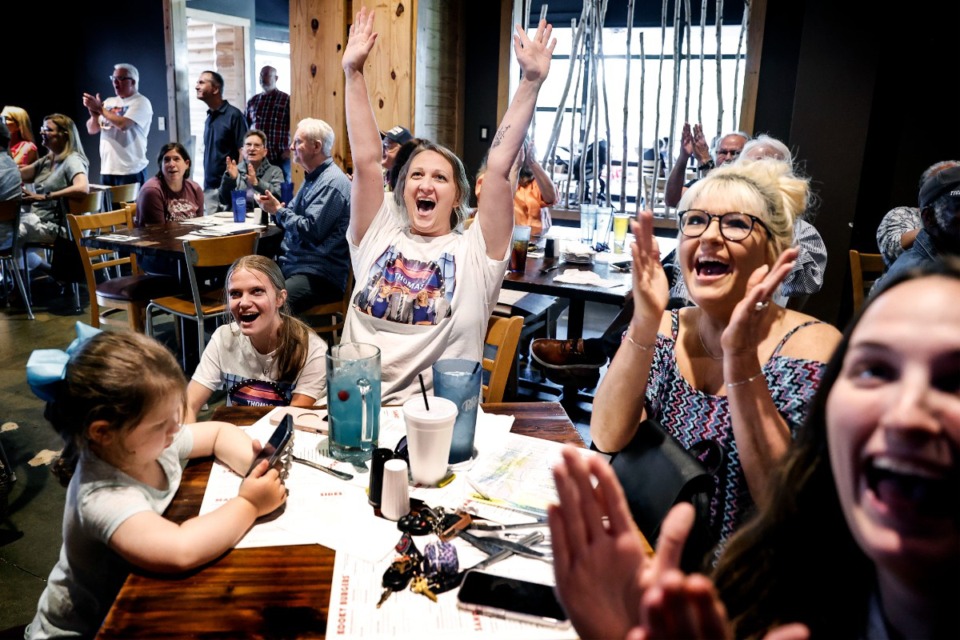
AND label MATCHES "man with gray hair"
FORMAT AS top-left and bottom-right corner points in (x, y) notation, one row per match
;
(664, 124), (750, 207)
(257, 118), (351, 314)
(82, 63), (153, 186)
